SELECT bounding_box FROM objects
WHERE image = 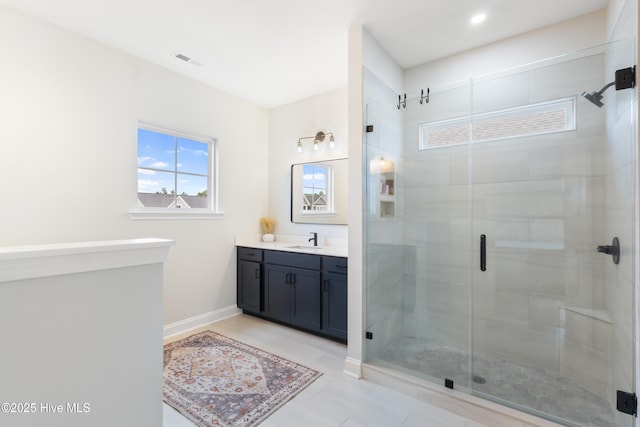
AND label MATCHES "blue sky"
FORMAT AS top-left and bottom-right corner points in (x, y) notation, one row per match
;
(303, 164), (327, 194)
(137, 128), (209, 196)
